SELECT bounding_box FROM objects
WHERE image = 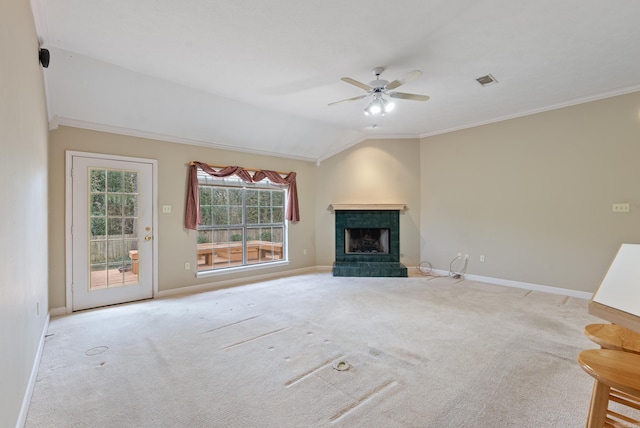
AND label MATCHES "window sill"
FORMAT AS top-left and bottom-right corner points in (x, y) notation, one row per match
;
(195, 260), (290, 279)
